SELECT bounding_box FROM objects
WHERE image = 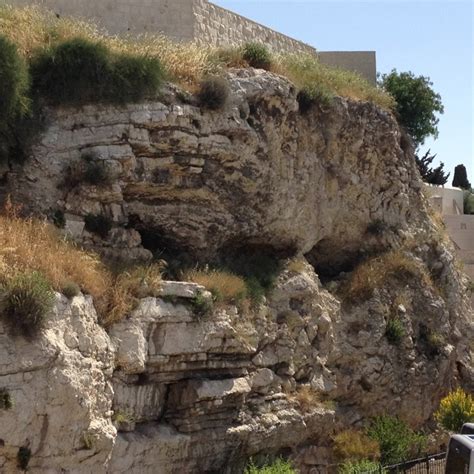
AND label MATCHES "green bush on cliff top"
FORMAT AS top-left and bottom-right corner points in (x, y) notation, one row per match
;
(30, 37), (164, 105)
